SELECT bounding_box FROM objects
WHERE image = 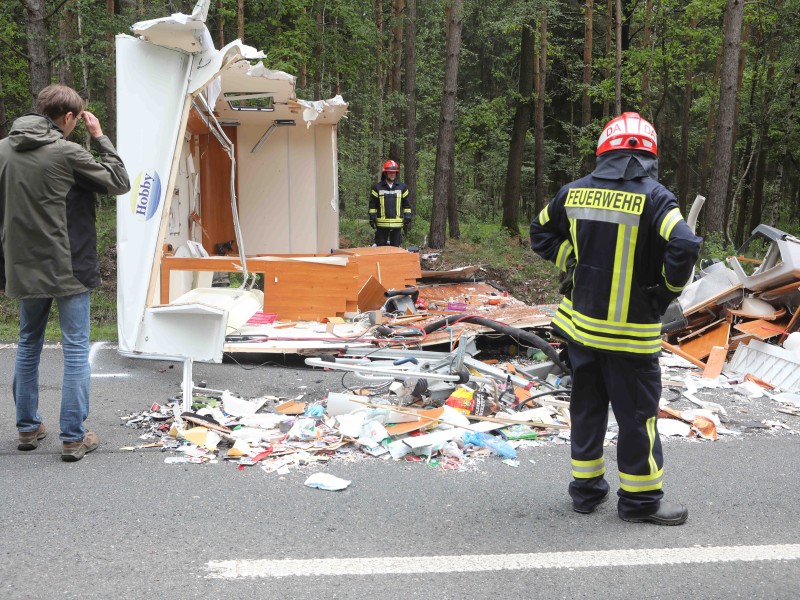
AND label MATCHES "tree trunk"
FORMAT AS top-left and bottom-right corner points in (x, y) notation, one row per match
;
(534, 10), (548, 212)
(57, 8), (74, 86)
(238, 0), (245, 41)
(403, 0), (418, 217)
(374, 0), (385, 168)
(22, 0), (51, 101)
(501, 20), (535, 233)
(603, 0), (612, 117)
(216, 0), (224, 48)
(105, 0), (117, 143)
(707, 0), (745, 236)
(676, 17), (698, 213)
(0, 64), (7, 139)
(614, 0), (622, 115)
(641, 0), (653, 115)
(430, 0), (464, 248)
(314, 12), (323, 99)
(389, 0), (405, 161)
(581, 0), (594, 172)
